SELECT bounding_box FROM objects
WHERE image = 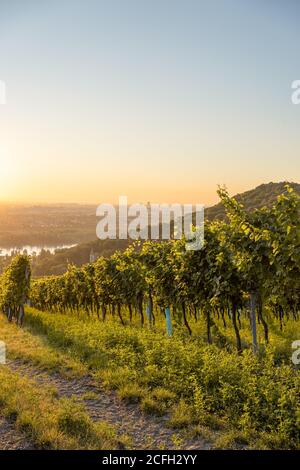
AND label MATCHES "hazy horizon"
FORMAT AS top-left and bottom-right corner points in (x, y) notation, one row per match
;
(0, 179), (299, 208)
